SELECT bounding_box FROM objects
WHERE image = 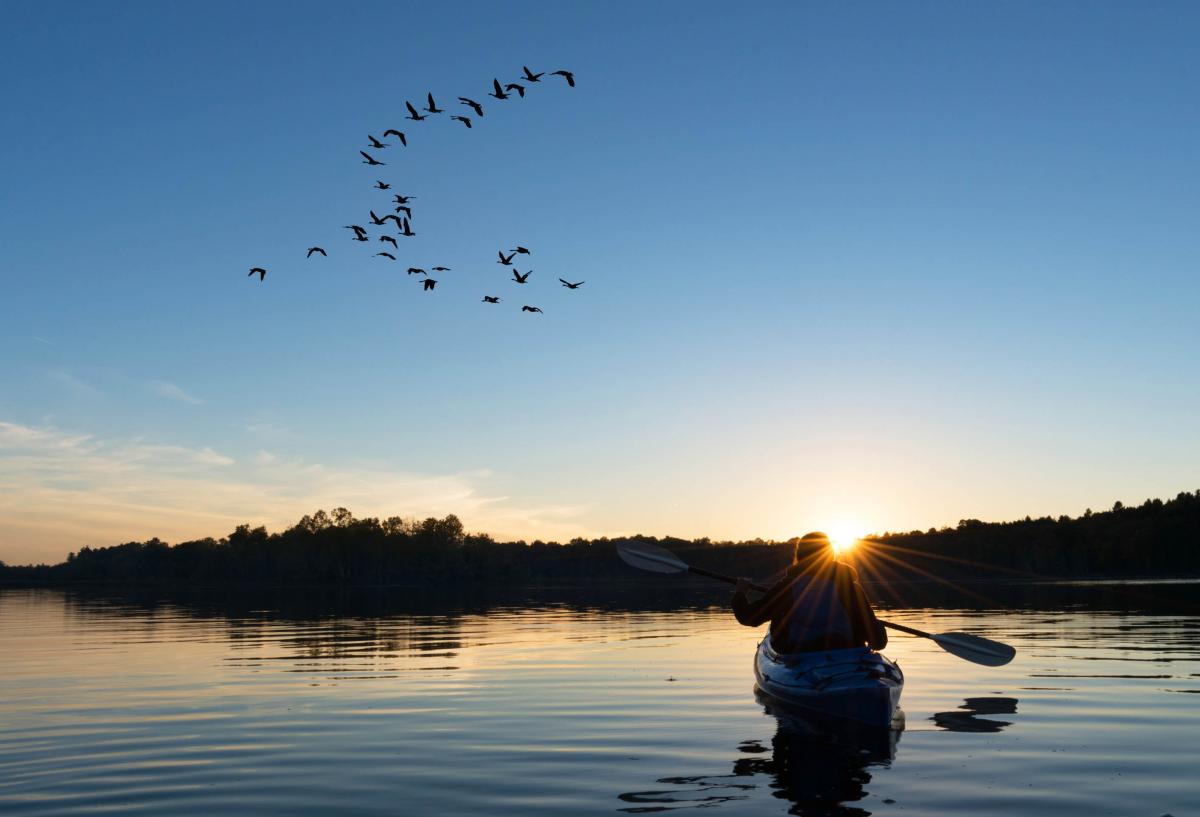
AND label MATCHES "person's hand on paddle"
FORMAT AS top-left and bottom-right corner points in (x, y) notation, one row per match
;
(734, 577), (754, 596)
